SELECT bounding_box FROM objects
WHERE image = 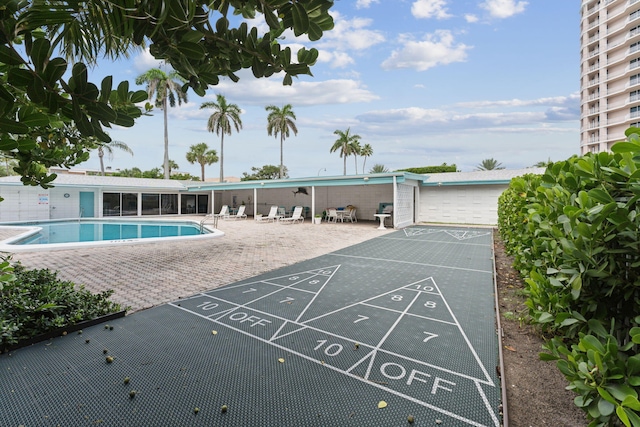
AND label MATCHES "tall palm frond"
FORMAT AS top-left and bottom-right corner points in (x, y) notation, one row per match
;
(136, 68), (187, 179)
(201, 94), (242, 182)
(330, 128), (361, 175)
(360, 143), (373, 174)
(265, 104), (298, 179)
(186, 143), (218, 181)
